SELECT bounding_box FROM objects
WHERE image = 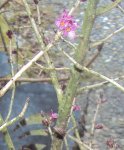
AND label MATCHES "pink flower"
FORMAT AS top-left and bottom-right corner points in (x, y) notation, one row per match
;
(95, 123), (104, 129)
(55, 10), (78, 39)
(67, 31), (76, 40)
(50, 111), (58, 121)
(72, 105), (81, 111)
